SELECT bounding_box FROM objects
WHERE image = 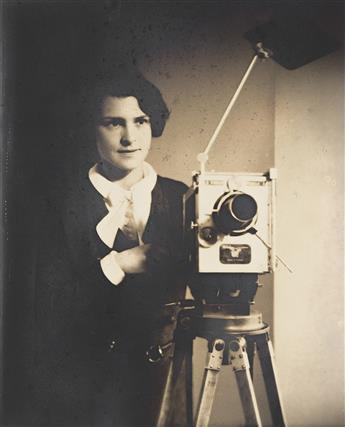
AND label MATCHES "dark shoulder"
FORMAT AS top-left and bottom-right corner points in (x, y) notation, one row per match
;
(156, 175), (189, 196)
